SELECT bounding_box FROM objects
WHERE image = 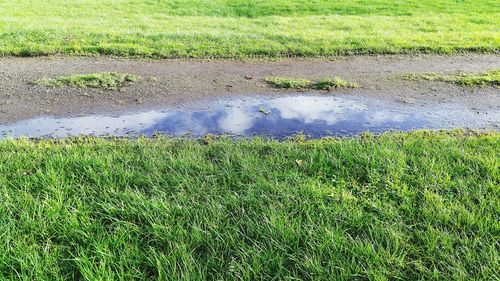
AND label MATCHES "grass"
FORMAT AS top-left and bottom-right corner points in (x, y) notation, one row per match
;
(0, 0), (498, 58)
(0, 131), (498, 280)
(313, 77), (359, 90)
(265, 77), (312, 89)
(35, 72), (140, 90)
(266, 76), (358, 90)
(404, 69), (500, 87)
